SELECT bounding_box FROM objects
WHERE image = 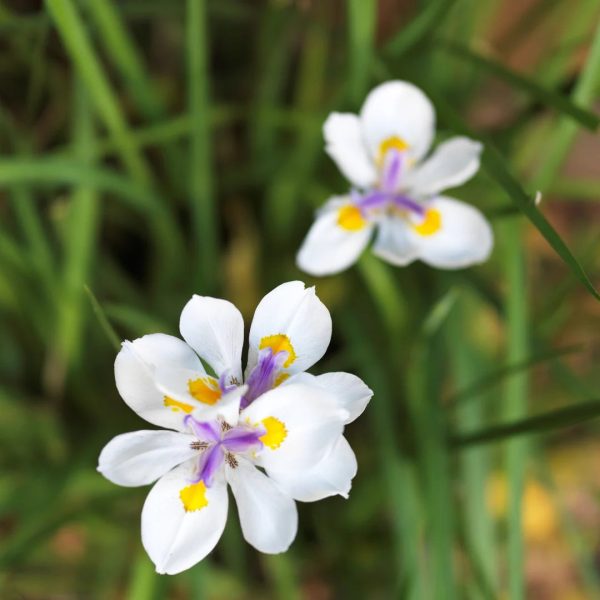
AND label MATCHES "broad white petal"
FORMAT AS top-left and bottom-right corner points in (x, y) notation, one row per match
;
(285, 372), (372, 425)
(241, 383), (346, 472)
(323, 113), (377, 188)
(410, 196), (493, 269)
(312, 372), (373, 424)
(360, 81), (435, 163)
(268, 436), (357, 502)
(406, 137), (482, 196)
(142, 462), (228, 575)
(180, 295), (244, 383)
(247, 281), (332, 375)
(98, 430), (196, 487)
(372, 216), (419, 266)
(115, 334), (204, 431)
(227, 458), (297, 554)
(297, 198), (373, 277)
